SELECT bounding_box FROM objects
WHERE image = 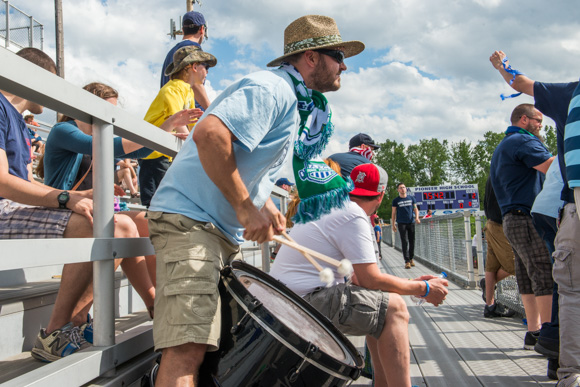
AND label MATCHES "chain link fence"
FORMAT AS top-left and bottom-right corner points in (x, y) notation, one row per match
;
(384, 212), (525, 315)
(0, 1), (43, 50)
